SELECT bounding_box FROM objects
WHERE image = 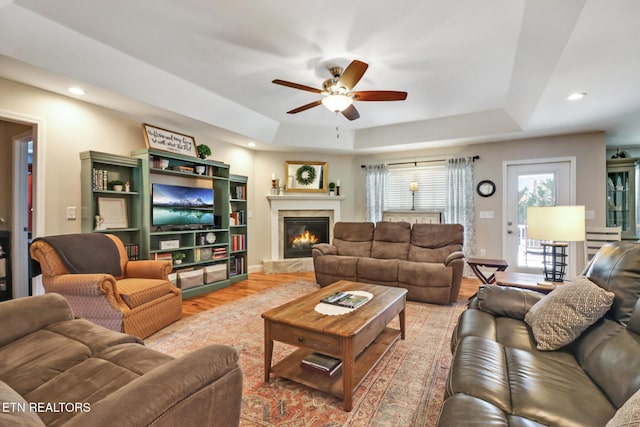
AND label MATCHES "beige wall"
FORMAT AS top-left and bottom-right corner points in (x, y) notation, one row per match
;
(0, 77), (607, 272)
